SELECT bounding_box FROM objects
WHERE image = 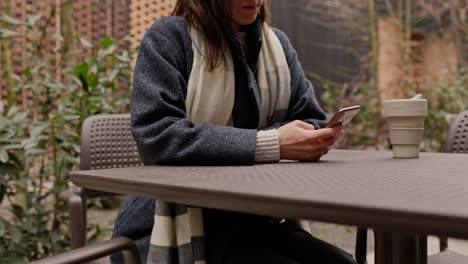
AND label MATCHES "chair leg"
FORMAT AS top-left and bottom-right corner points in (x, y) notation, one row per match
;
(419, 236), (427, 264)
(439, 236), (448, 251)
(355, 227), (368, 264)
(69, 193), (87, 249)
